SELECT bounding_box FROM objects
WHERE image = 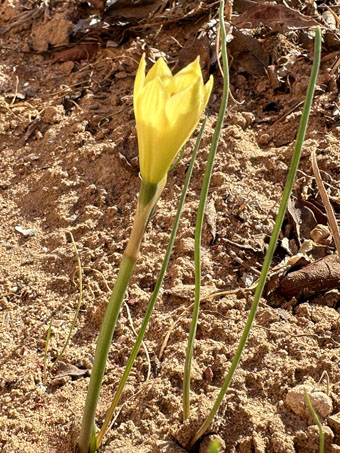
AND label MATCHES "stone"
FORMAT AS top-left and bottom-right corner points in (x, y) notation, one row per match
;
(285, 384), (333, 418)
(329, 413), (340, 434)
(31, 13), (73, 52)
